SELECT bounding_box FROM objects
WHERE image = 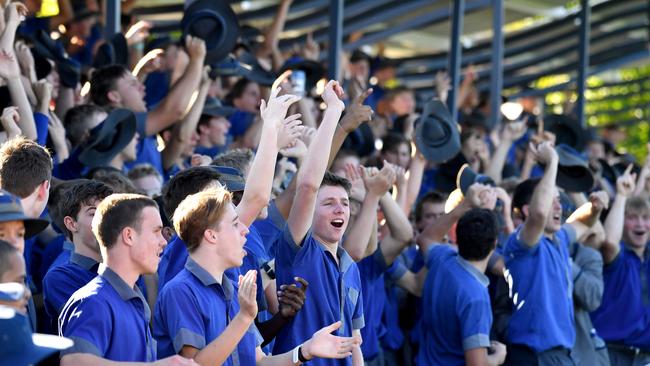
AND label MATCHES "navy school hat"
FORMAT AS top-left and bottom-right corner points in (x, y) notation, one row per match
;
(456, 163), (495, 195)
(555, 144), (594, 192)
(0, 190), (49, 239)
(415, 100), (461, 163)
(181, 0), (240, 65)
(210, 166), (245, 192)
(0, 306), (73, 366)
(78, 109), (137, 168)
(202, 97), (236, 118)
